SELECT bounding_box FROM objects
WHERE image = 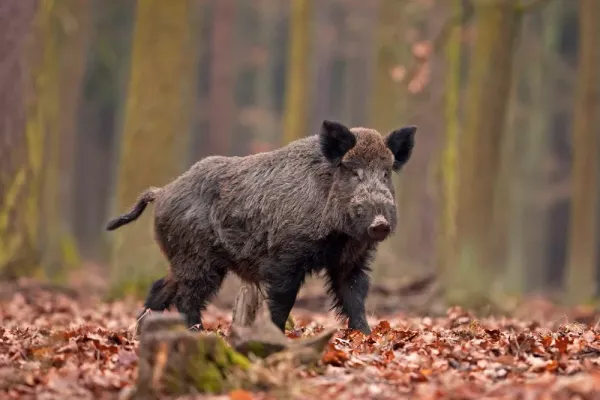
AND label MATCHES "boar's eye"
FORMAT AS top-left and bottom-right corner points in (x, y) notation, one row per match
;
(352, 169), (363, 180)
(383, 170), (390, 180)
